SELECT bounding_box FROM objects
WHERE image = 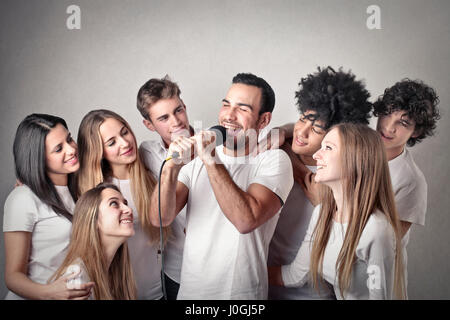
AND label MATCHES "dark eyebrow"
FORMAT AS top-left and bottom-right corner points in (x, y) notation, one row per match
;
(156, 114), (169, 121)
(237, 103), (253, 110)
(222, 99), (253, 110)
